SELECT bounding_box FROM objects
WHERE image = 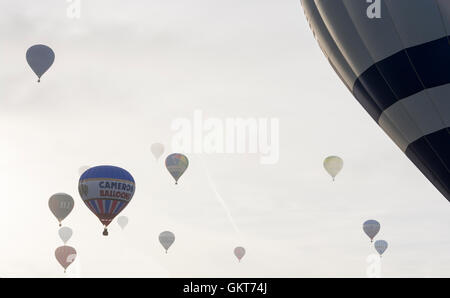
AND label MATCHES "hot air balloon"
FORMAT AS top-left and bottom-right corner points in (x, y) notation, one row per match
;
(26, 44), (55, 82)
(49, 193), (74, 227)
(323, 156), (343, 181)
(301, 0), (450, 202)
(363, 220), (380, 243)
(117, 216), (128, 230)
(151, 143), (165, 160)
(58, 227), (73, 244)
(234, 247), (246, 262)
(78, 165), (135, 236)
(165, 153), (189, 185)
(159, 231), (175, 253)
(374, 240), (388, 257)
(55, 245), (77, 273)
